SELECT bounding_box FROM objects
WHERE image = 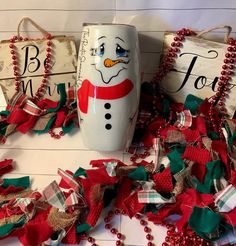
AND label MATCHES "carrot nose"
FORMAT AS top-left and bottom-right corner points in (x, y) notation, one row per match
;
(104, 58), (124, 68)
